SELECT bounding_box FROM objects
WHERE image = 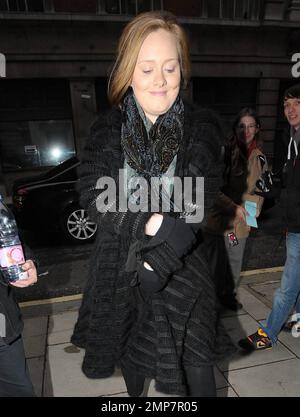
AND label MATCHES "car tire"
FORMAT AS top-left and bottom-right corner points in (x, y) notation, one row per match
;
(61, 205), (97, 243)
